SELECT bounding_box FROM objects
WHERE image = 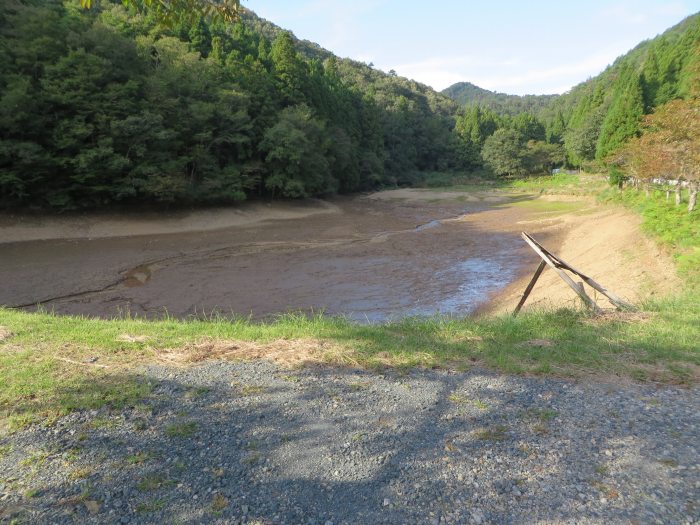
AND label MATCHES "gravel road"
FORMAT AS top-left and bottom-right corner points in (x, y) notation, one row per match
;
(1, 361), (698, 524)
